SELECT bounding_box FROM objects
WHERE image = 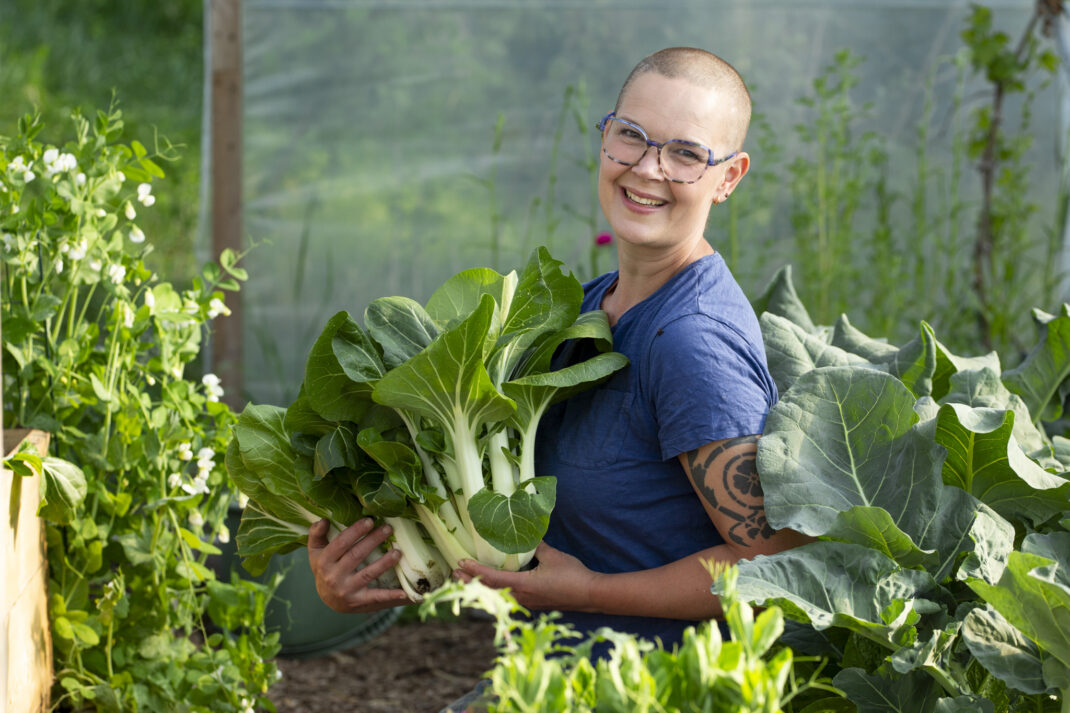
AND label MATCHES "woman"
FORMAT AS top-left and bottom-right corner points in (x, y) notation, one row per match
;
(308, 47), (805, 651)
